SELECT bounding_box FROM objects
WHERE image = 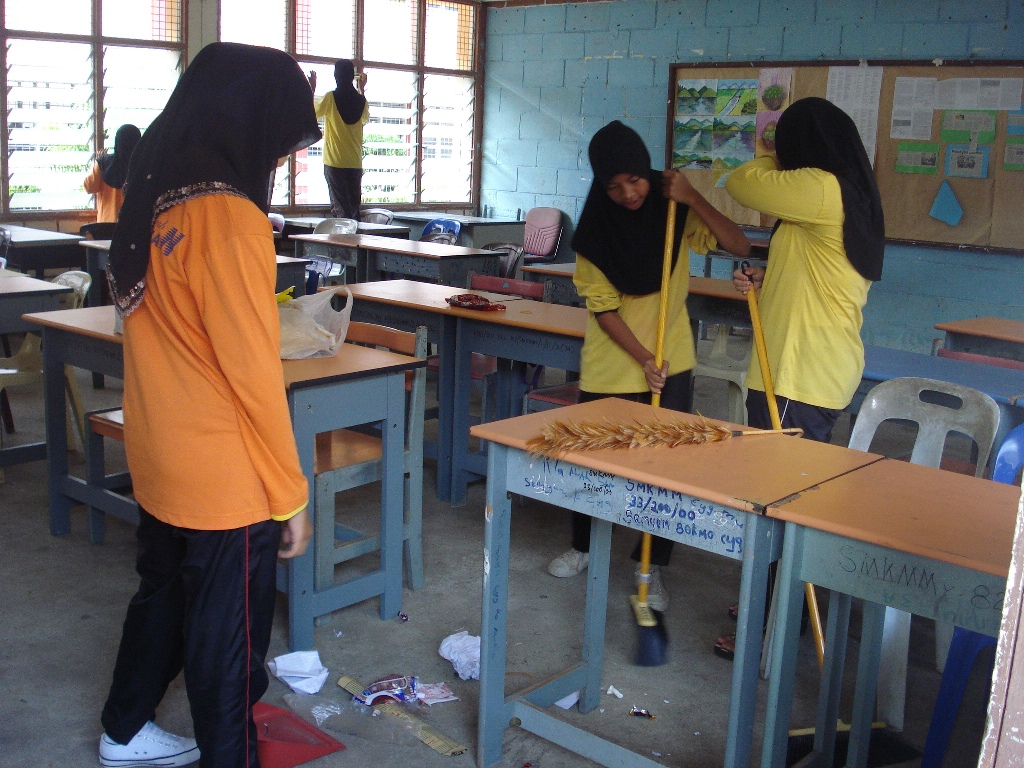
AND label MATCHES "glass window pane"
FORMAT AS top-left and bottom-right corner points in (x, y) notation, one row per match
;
(102, 47), (181, 148)
(7, 40), (93, 211)
(420, 74), (472, 203)
(364, 0), (416, 66)
(103, 0), (182, 43)
(6, 0), (90, 35)
(424, 2), (474, 71)
(271, 160), (290, 207)
(362, 68), (417, 205)
(221, 0), (286, 51)
(296, 0), (355, 59)
(295, 62), (340, 207)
